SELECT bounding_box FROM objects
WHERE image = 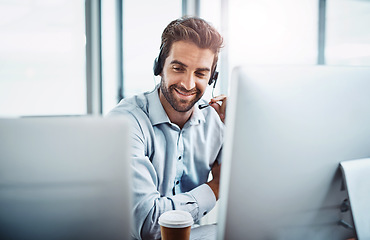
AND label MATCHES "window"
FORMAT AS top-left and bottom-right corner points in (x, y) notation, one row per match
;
(101, 0), (122, 114)
(122, 0), (182, 98)
(228, 0), (318, 67)
(0, 0), (86, 116)
(199, 0), (224, 100)
(326, 0), (370, 65)
(2, 0), (369, 116)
